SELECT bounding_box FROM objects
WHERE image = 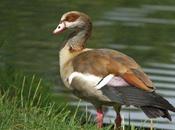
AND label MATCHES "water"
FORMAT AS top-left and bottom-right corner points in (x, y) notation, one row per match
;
(0, 0), (175, 129)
